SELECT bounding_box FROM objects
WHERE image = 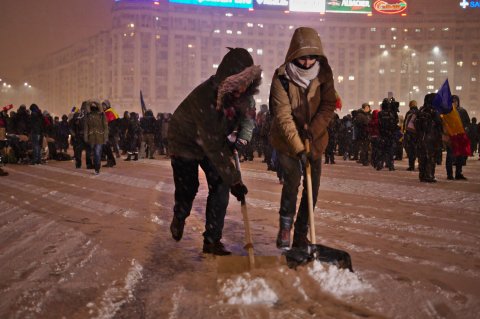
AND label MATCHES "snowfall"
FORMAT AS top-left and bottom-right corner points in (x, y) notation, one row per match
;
(0, 154), (479, 318)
